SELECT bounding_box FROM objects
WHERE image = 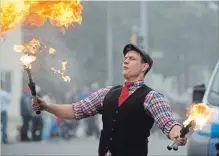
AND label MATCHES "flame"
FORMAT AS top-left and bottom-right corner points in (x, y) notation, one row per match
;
(13, 45), (25, 53)
(1, 0), (83, 37)
(49, 48), (56, 55)
(51, 61), (71, 82)
(13, 37), (41, 67)
(20, 54), (36, 68)
(14, 37), (40, 54)
(183, 103), (213, 130)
